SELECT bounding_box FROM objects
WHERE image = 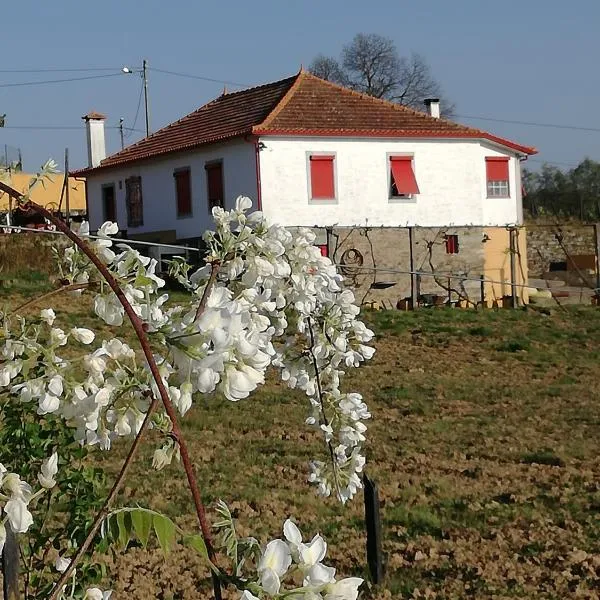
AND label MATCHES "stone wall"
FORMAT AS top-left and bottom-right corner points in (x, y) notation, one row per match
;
(526, 223), (597, 277)
(325, 226), (489, 308)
